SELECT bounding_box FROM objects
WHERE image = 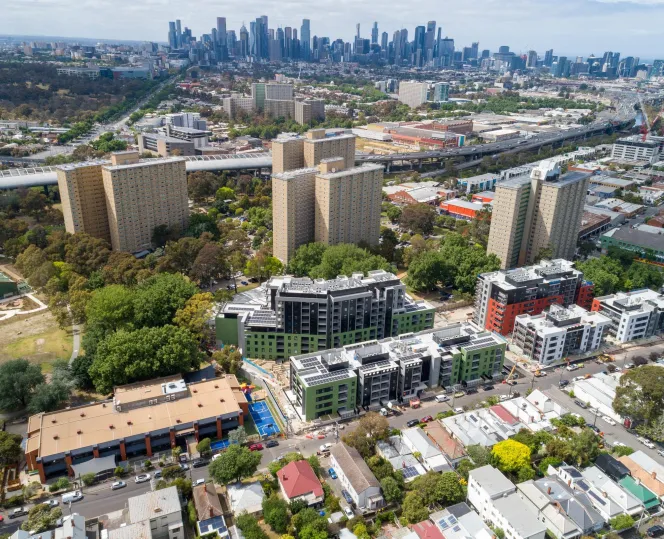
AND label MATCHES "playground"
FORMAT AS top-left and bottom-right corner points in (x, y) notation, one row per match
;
(248, 401), (281, 437)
